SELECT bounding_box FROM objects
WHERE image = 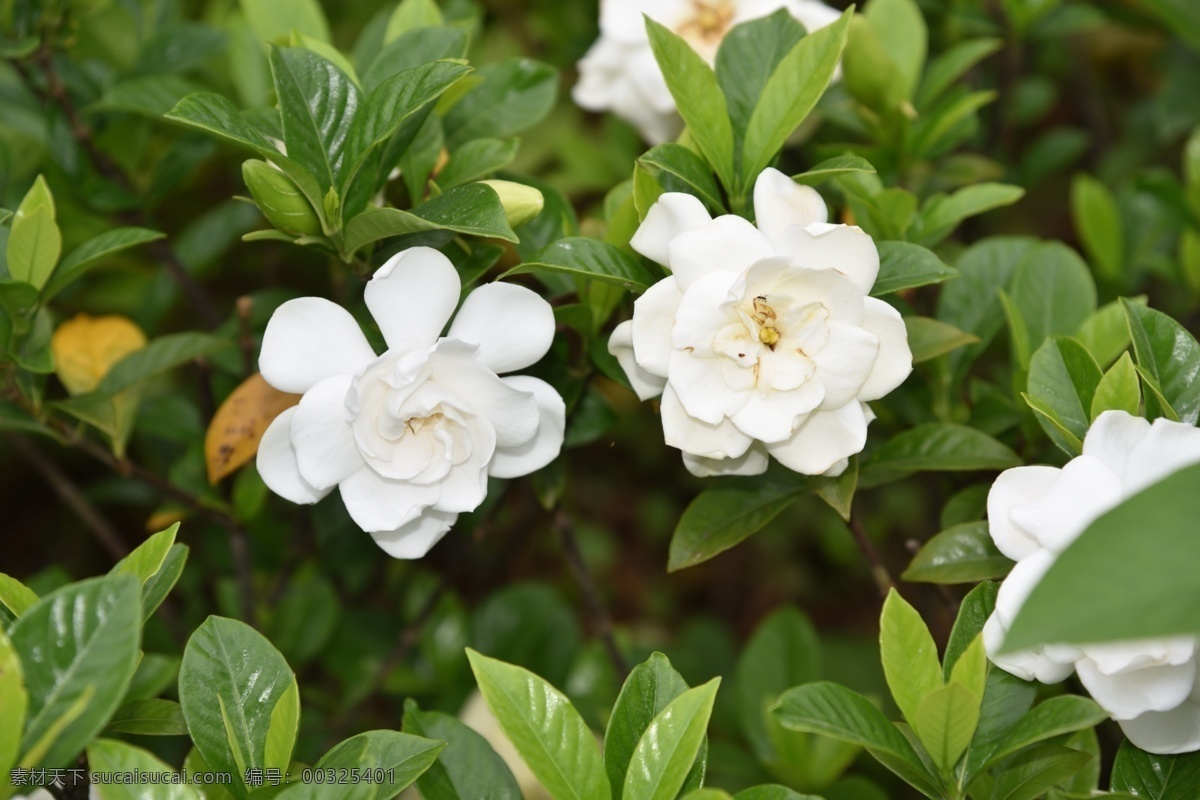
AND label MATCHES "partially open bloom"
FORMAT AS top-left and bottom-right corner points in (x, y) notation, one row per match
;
(609, 168), (912, 478)
(984, 410), (1200, 754)
(256, 248), (565, 559)
(573, 0), (842, 143)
